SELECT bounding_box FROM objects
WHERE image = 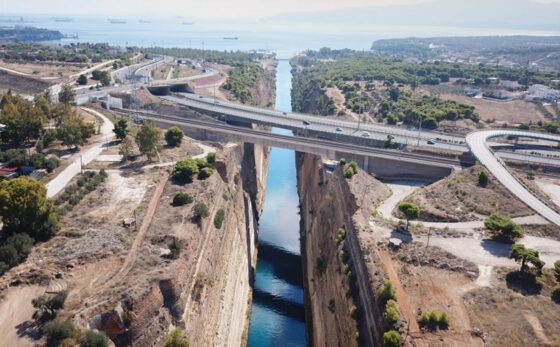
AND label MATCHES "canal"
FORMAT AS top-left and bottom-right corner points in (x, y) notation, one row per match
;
(247, 60), (308, 346)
